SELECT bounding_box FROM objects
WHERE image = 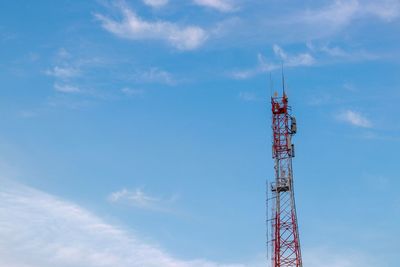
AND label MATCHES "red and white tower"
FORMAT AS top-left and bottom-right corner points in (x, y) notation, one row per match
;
(268, 84), (302, 267)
